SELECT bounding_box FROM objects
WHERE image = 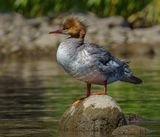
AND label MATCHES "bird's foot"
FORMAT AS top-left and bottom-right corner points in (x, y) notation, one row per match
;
(71, 96), (87, 106)
(92, 91), (107, 95)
